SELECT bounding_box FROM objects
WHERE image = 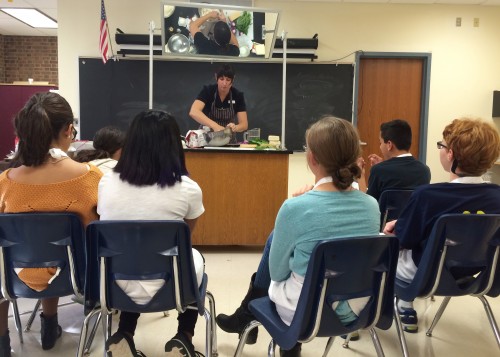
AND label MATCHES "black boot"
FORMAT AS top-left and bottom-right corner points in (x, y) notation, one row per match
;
(216, 273), (268, 344)
(280, 342), (302, 357)
(0, 330), (11, 357)
(40, 313), (62, 350)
